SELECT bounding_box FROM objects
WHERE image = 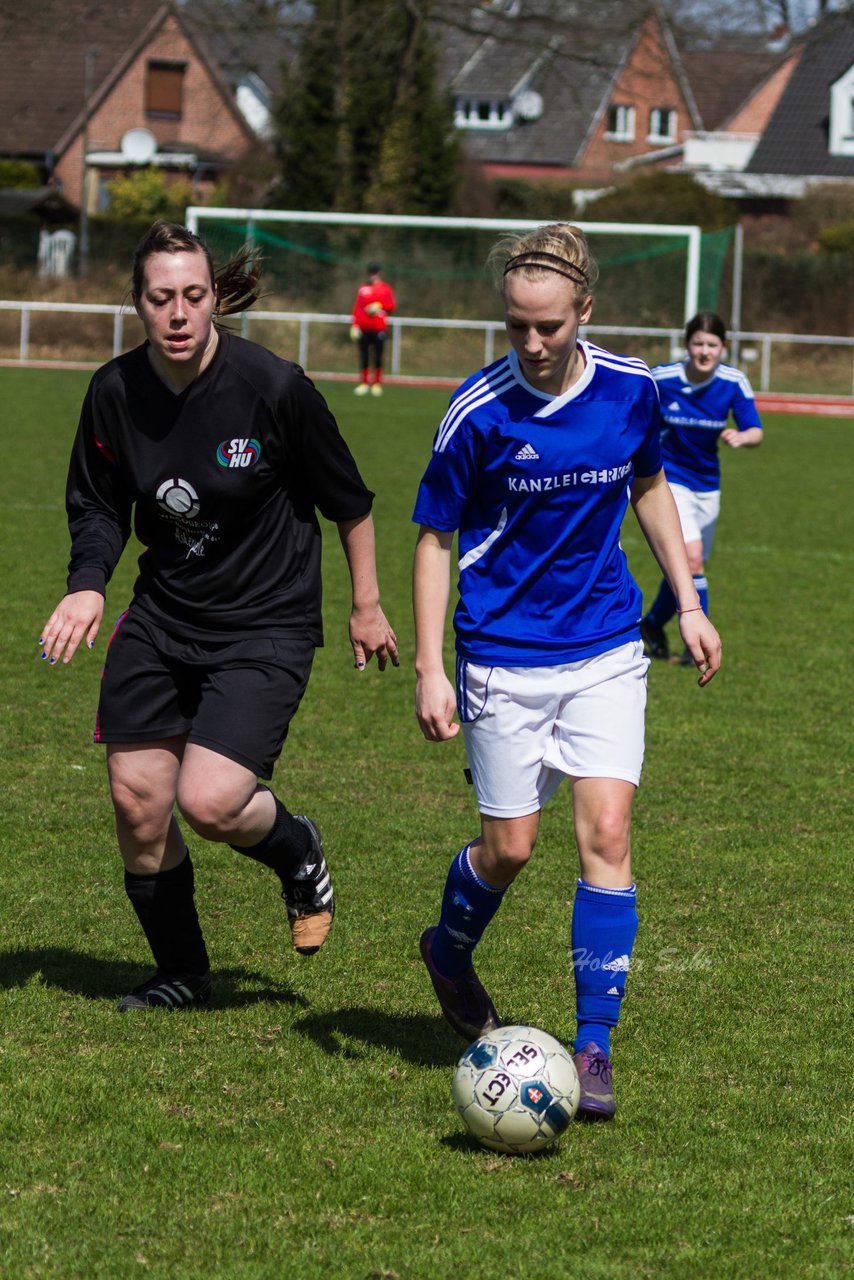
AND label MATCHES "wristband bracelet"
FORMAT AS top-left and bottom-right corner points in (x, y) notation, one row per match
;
(677, 607), (703, 615)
